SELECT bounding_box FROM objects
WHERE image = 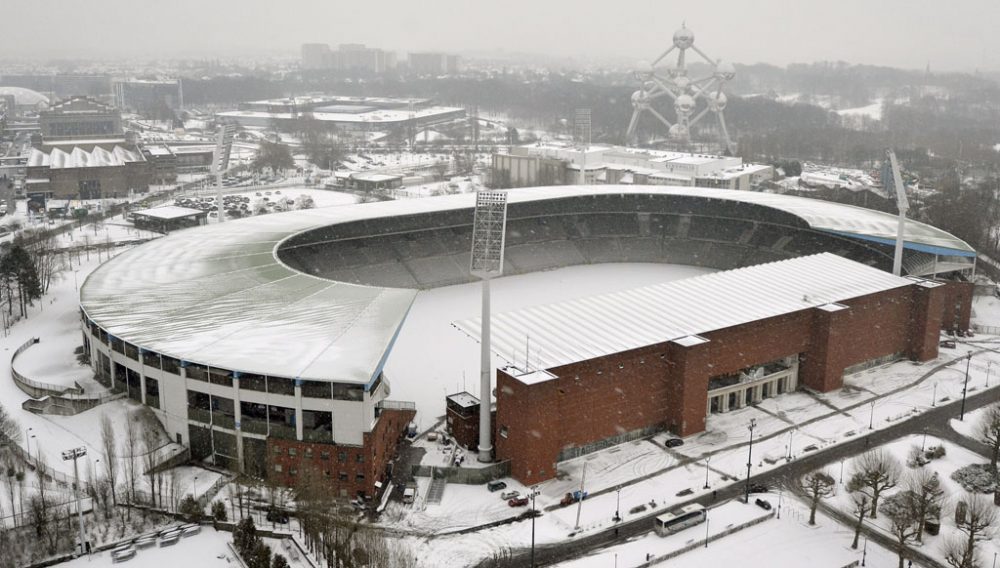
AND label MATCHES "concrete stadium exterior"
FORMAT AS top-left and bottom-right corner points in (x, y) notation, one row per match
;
(78, 185), (976, 496)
